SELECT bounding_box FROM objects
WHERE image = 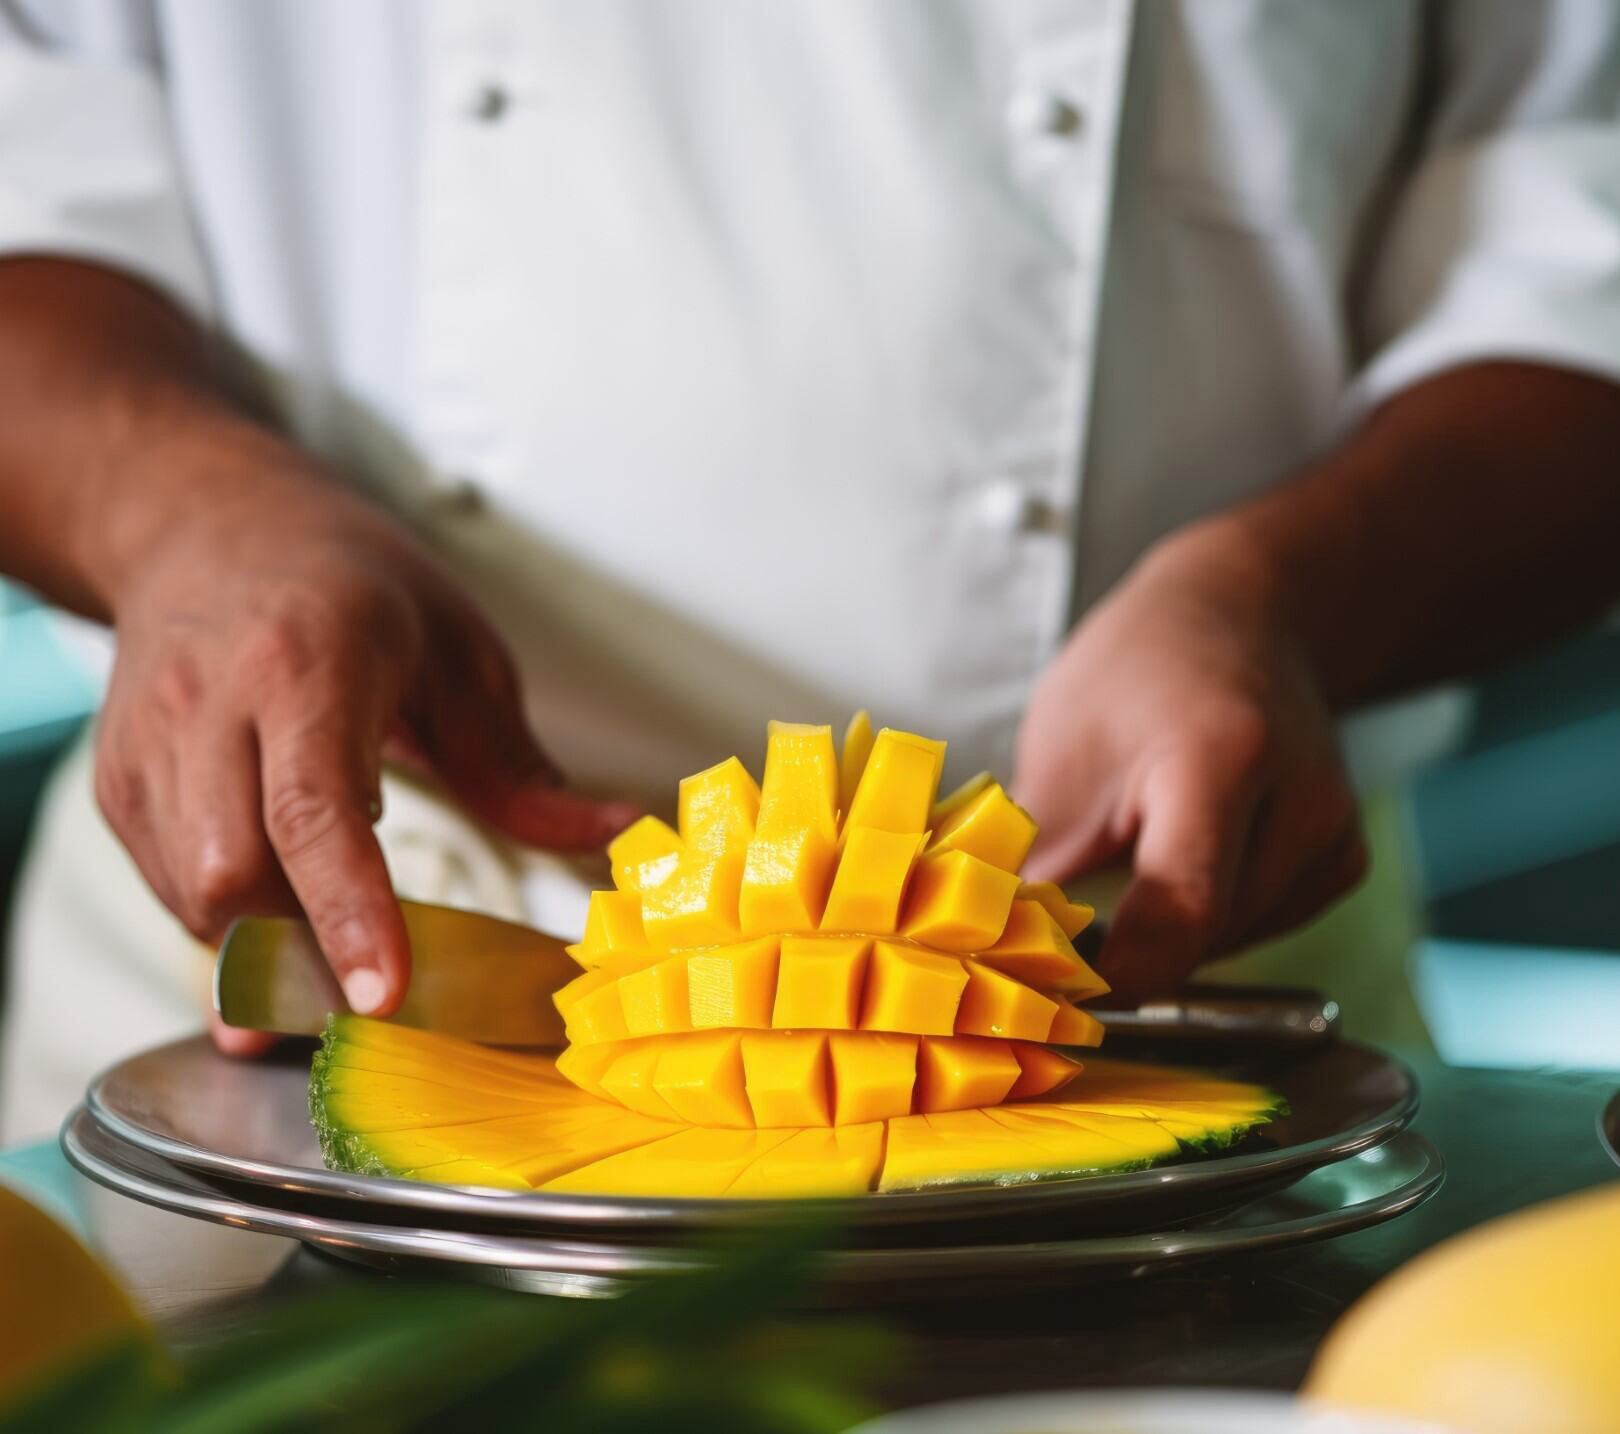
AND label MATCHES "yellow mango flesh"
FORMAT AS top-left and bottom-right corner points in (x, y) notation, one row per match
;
(608, 815), (684, 893)
(901, 850), (1021, 951)
(1016, 880), (1096, 940)
(772, 935), (870, 1029)
(687, 937), (780, 1029)
(914, 1035), (1022, 1112)
(838, 709), (876, 819)
(739, 723), (839, 932)
(741, 1031), (832, 1126)
(843, 728), (945, 834)
(978, 899), (1109, 996)
(1007, 1041), (1084, 1099)
(639, 848), (747, 950)
(616, 955), (692, 1037)
(859, 940), (968, 1036)
(678, 756), (760, 854)
(930, 770), (993, 827)
(820, 825), (926, 933)
(575, 889), (650, 965)
(1048, 999), (1106, 1046)
(927, 782), (1037, 873)
(651, 1030), (752, 1127)
(956, 959), (1058, 1041)
(601, 1044), (683, 1121)
(828, 1030), (918, 1125)
(315, 1020), (1281, 1195)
